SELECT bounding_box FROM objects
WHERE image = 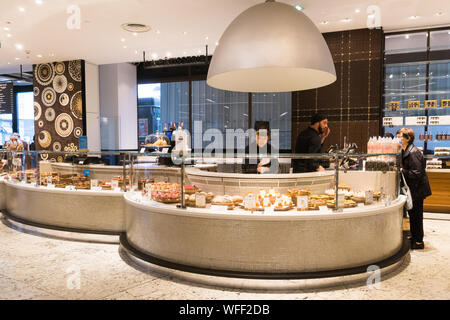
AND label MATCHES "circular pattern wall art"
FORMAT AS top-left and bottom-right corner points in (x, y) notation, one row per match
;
(42, 87), (57, 107)
(34, 87), (40, 97)
(52, 74), (68, 93)
(38, 130), (52, 148)
(59, 93), (69, 106)
(34, 102), (42, 121)
(55, 62), (65, 75)
(45, 107), (56, 122)
(53, 141), (62, 152)
(67, 83), (74, 92)
(40, 153), (49, 160)
(70, 91), (83, 120)
(68, 60), (82, 82)
(74, 127), (83, 139)
(55, 113), (74, 138)
(38, 120), (44, 128)
(35, 63), (55, 86)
